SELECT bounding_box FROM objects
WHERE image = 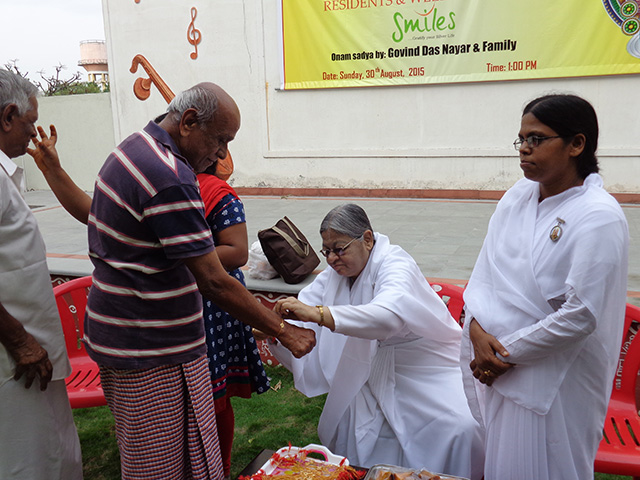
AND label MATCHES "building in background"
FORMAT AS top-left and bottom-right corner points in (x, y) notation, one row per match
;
(98, 0), (640, 197)
(78, 40), (108, 89)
